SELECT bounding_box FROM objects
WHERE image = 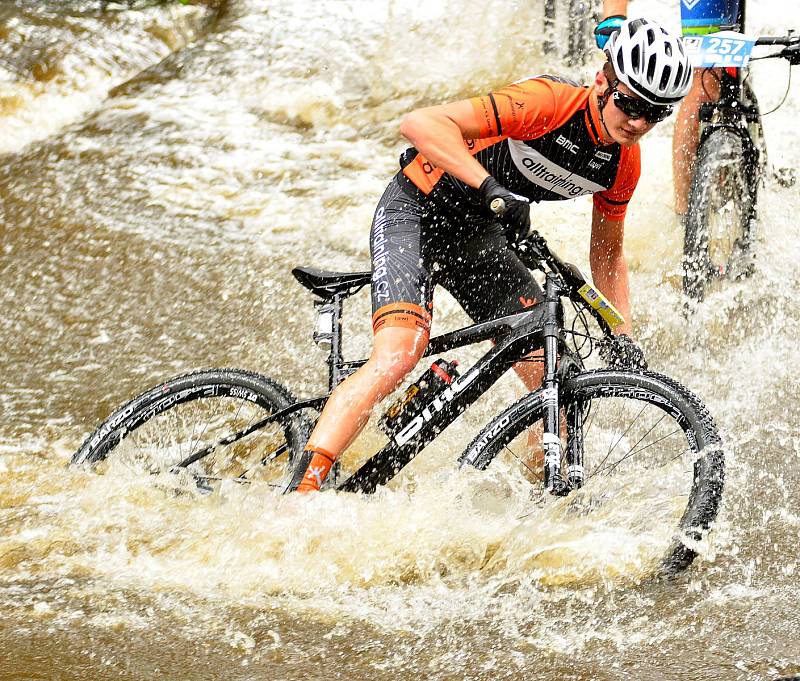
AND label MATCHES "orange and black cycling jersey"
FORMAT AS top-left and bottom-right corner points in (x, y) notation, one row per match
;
(400, 75), (641, 222)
